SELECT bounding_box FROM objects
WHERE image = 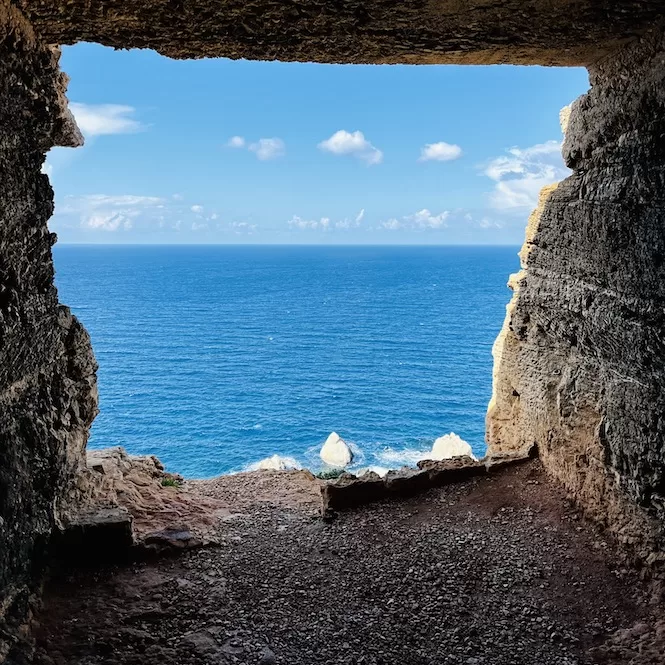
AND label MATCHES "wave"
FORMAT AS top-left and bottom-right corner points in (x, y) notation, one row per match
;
(245, 454), (302, 472)
(353, 465), (391, 478)
(375, 446), (430, 467)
